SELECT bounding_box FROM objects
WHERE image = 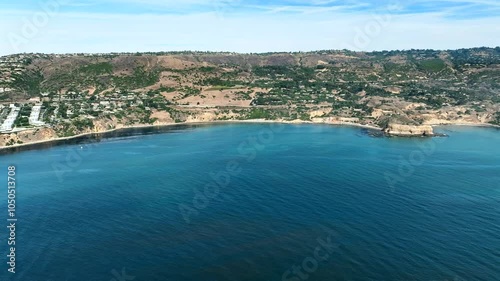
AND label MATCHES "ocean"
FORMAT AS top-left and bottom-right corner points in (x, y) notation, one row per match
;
(1, 124), (499, 281)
